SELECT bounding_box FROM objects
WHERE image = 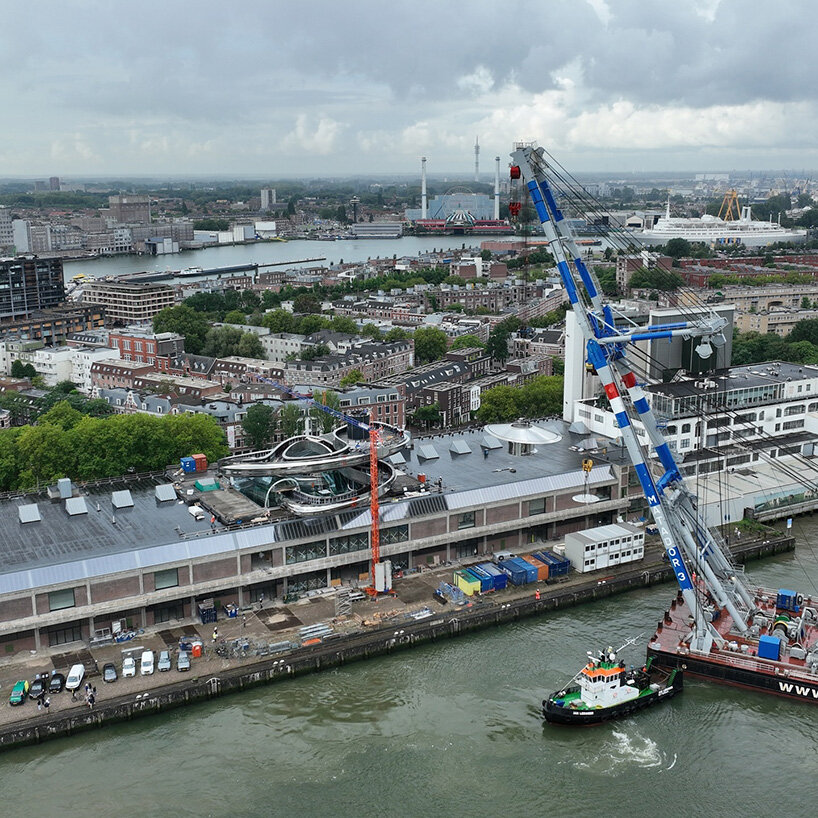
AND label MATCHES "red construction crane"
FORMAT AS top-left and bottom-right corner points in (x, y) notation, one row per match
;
(259, 379), (389, 594)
